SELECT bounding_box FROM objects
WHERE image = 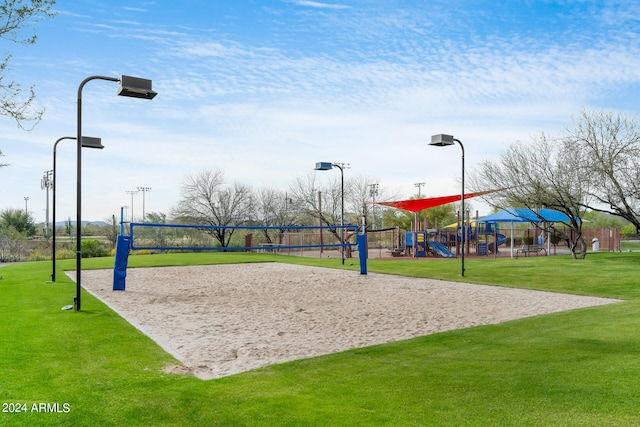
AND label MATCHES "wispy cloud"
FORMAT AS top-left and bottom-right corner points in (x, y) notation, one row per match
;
(122, 6), (148, 13)
(288, 0), (351, 10)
